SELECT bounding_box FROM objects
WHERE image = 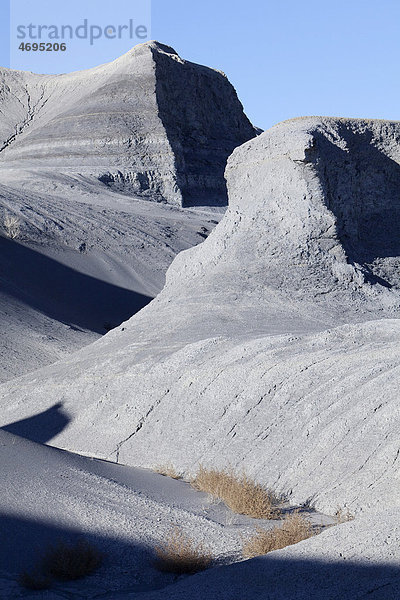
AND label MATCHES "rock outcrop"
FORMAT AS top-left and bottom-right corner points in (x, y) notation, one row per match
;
(164, 116), (400, 307)
(0, 41), (257, 206)
(1, 117), (400, 516)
